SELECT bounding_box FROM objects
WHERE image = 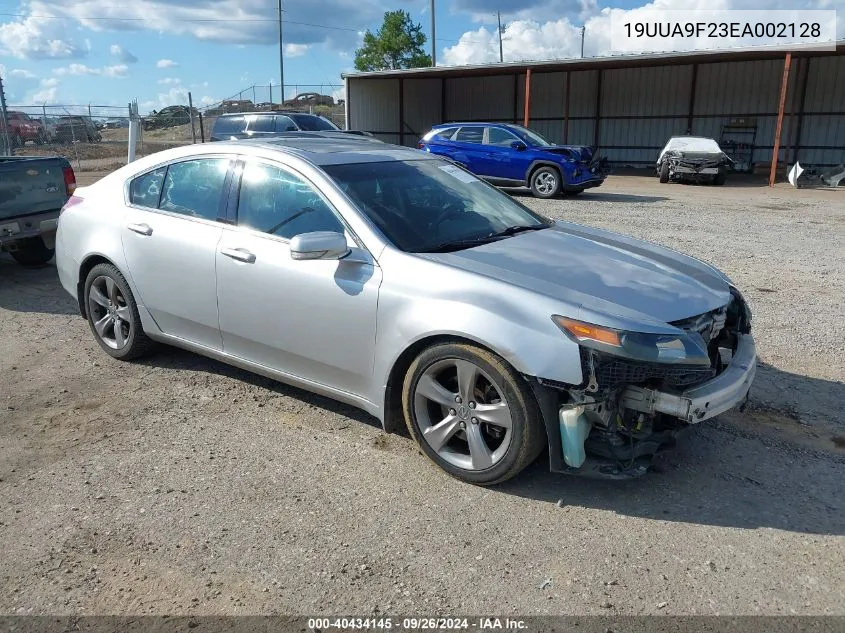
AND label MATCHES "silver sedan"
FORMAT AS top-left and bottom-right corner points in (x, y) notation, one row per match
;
(55, 138), (756, 484)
